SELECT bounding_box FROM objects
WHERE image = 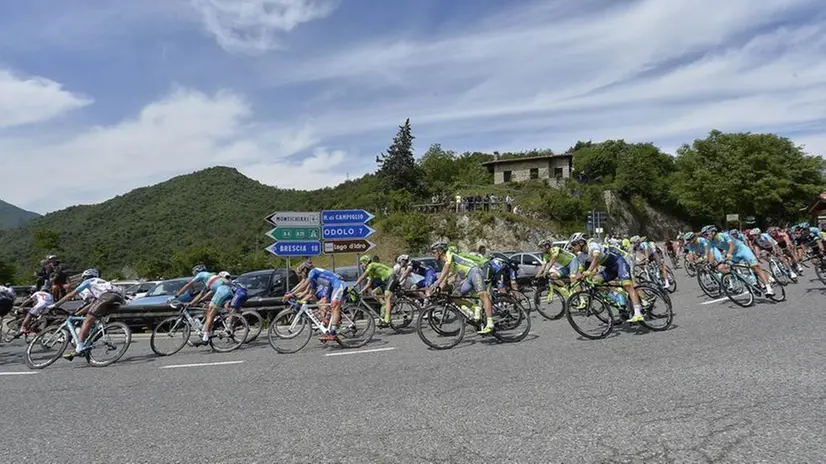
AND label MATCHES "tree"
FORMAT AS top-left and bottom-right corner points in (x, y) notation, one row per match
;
(0, 257), (16, 284)
(32, 228), (62, 257)
(671, 130), (824, 224)
(376, 119), (423, 194)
